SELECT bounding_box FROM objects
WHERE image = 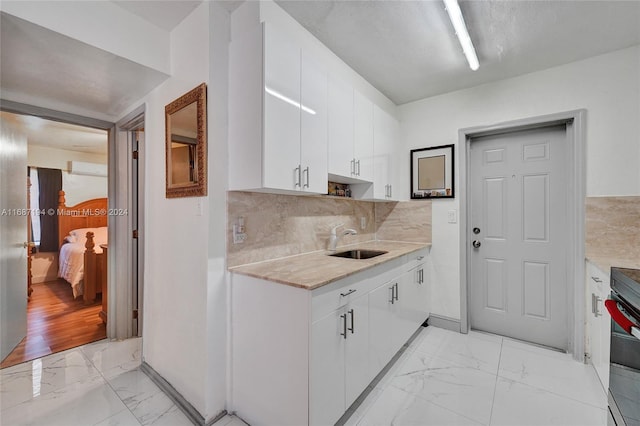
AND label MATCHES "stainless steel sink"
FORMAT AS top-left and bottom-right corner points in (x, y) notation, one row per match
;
(329, 249), (388, 259)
